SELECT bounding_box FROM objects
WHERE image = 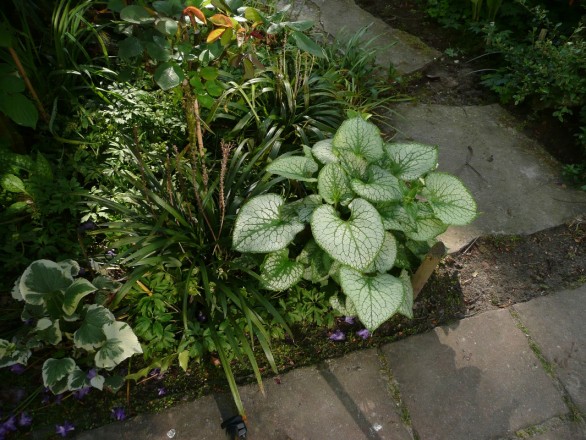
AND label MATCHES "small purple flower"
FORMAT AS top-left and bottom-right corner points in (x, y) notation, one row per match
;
(78, 267), (87, 276)
(10, 364), (25, 375)
(2, 416), (17, 432)
(111, 407), (126, 421)
(86, 369), (98, 380)
(329, 330), (346, 341)
(73, 386), (91, 400)
(196, 310), (208, 323)
(357, 328), (371, 340)
(344, 316), (355, 325)
(157, 387), (167, 396)
(55, 421), (75, 437)
(105, 249), (116, 258)
(17, 412), (32, 427)
(54, 393), (64, 405)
